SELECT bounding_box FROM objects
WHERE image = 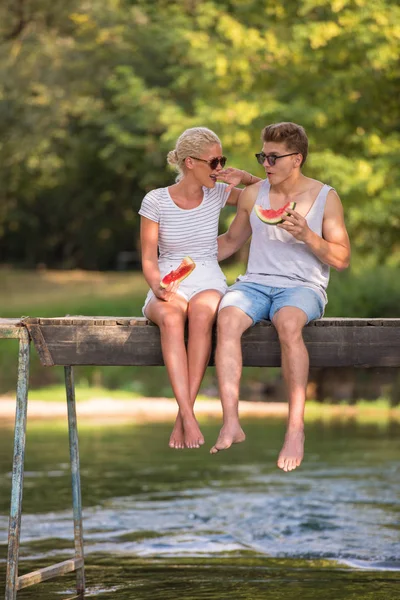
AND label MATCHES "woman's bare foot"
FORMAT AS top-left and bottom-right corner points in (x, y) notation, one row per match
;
(182, 415), (205, 449)
(277, 428), (305, 472)
(169, 413), (185, 449)
(210, 422), (246, 454)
